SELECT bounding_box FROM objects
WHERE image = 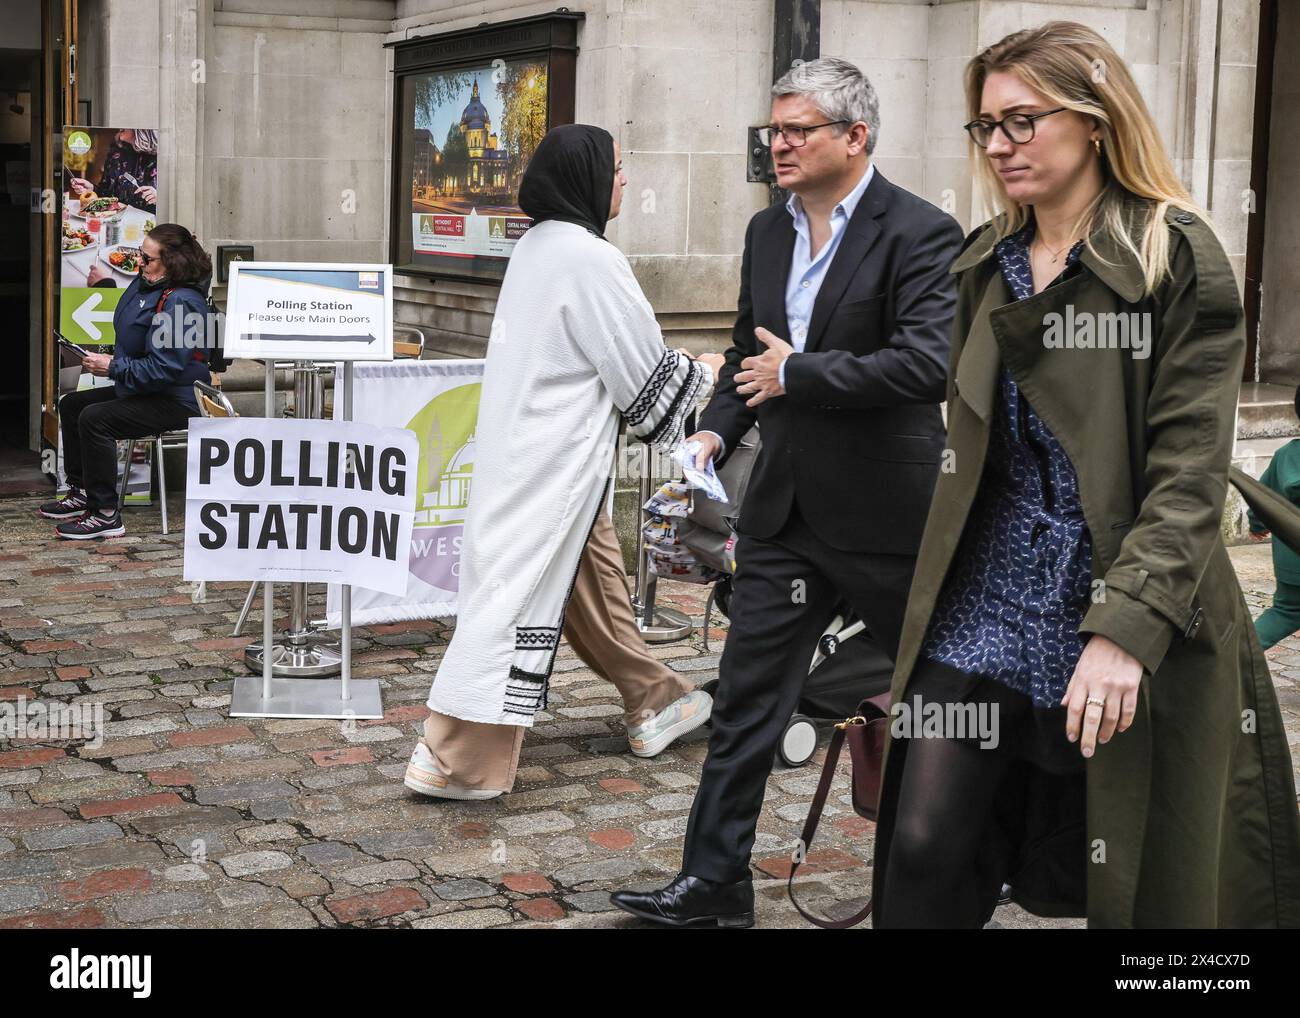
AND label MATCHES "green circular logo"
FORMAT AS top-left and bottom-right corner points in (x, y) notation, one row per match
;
(67, 131), (92, 155)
